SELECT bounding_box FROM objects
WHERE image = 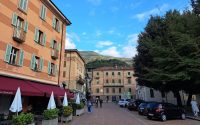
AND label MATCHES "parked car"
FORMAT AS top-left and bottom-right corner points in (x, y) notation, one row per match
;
(146, 102), (186, 121)
(138, 102), (148, 115)
(127, 99), (144, 111)
(118, 99), (130, 107)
